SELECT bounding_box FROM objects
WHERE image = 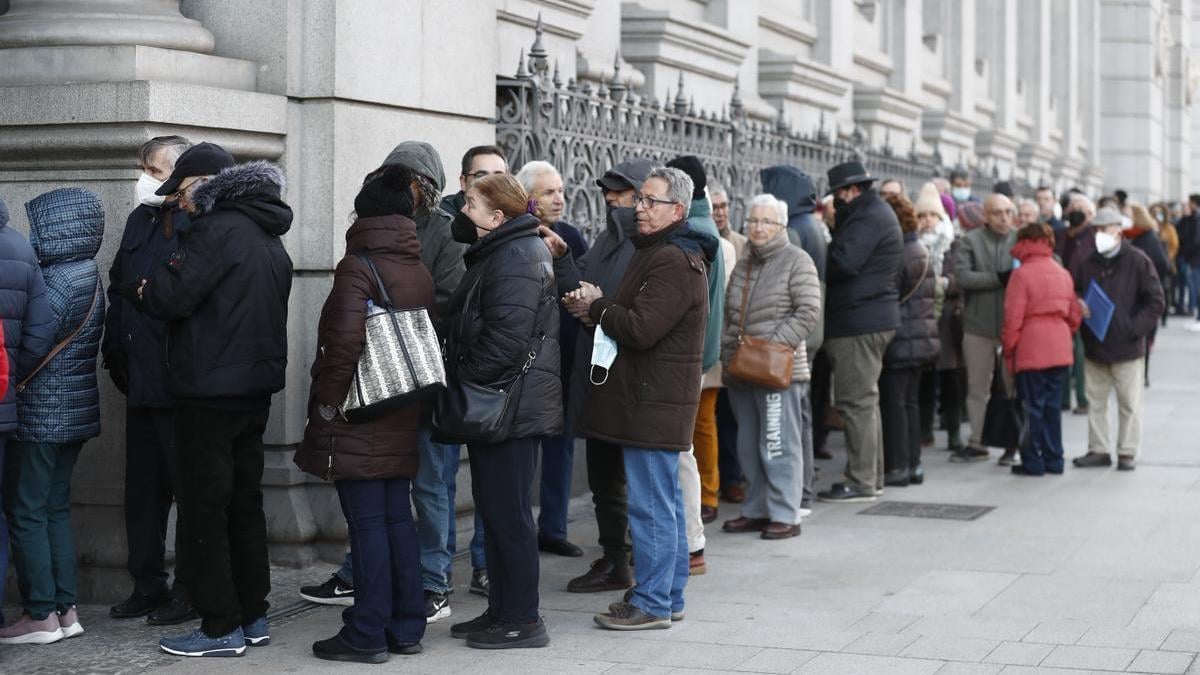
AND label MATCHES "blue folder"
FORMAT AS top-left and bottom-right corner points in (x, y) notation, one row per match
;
(1083, 279), (1114, 342)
